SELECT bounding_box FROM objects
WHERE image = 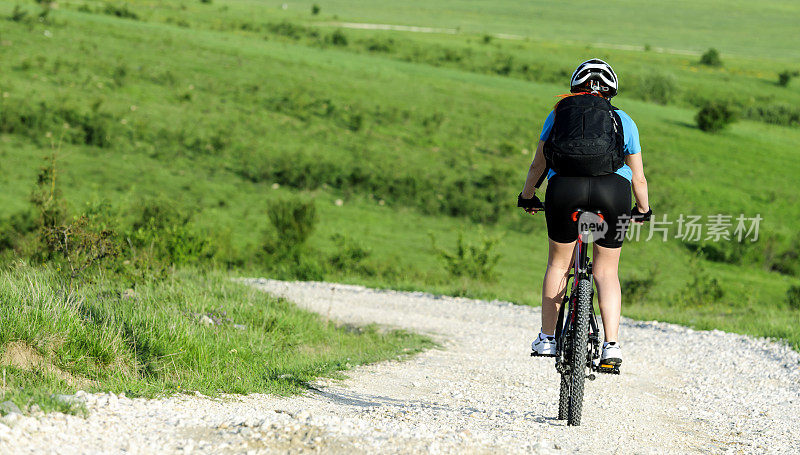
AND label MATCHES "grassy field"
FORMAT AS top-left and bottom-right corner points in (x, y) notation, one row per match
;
(292, 0), (800, 60)
(0, 266), (431, 412)
(0, 0), (798, 410)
